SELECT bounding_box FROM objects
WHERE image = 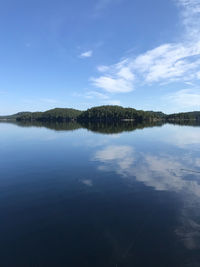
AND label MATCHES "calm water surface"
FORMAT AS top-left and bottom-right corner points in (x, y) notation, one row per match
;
(0, 122), (200, 266)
